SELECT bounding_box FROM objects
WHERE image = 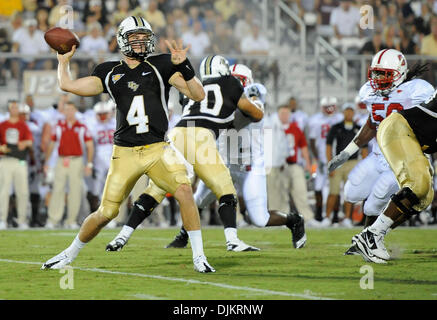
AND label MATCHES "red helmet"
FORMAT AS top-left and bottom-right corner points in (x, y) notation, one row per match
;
(230, 64), (253, 88)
